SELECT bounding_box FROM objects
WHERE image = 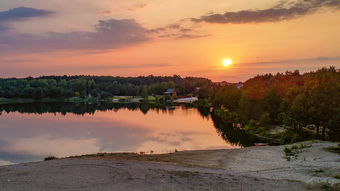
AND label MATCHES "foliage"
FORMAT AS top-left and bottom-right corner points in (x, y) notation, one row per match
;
(323, 145), (340, 155)
(211, 67), (340, 142)
(44, 156), (58, 161)
(0, 75), (212, 100)
(283, 141), (313, 161)
(211, 108), (260, 147)
(211, 85), (241, 111)
(279, 128), (315, 144)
